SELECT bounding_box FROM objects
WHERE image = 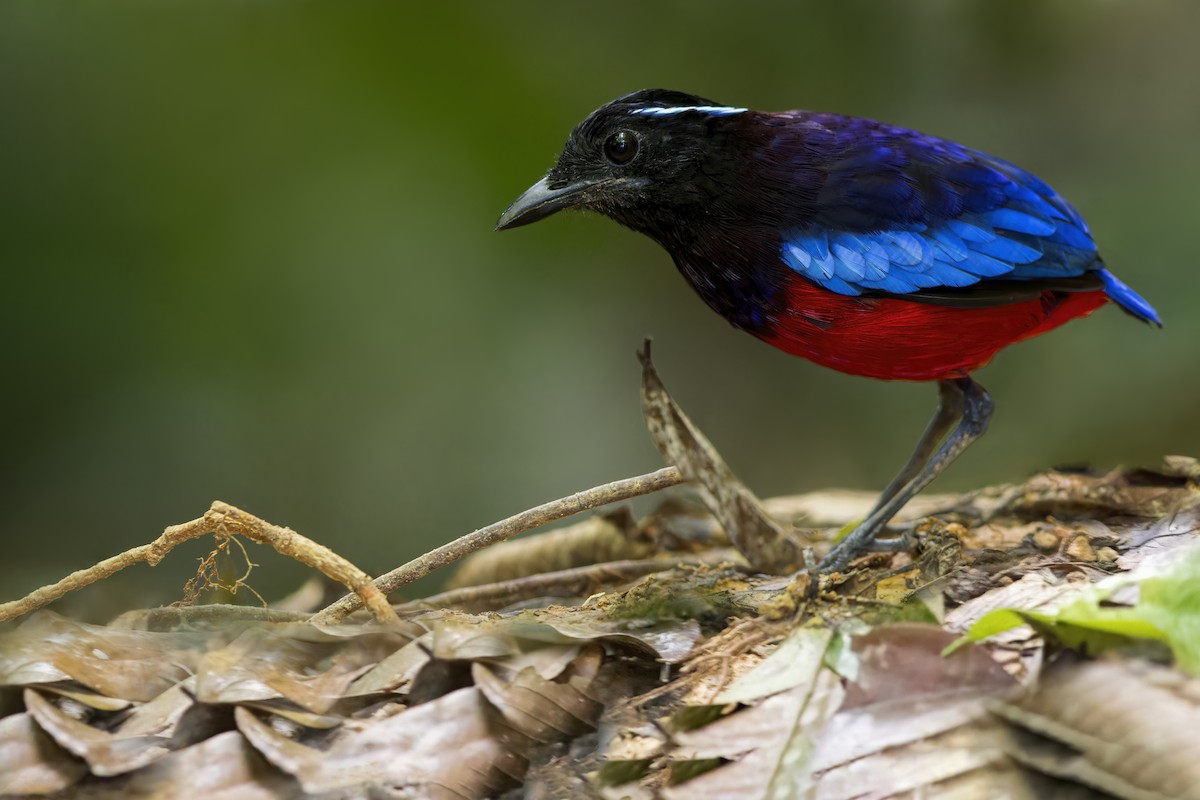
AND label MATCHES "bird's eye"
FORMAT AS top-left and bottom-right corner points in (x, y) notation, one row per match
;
(604, 130), (639, 165)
